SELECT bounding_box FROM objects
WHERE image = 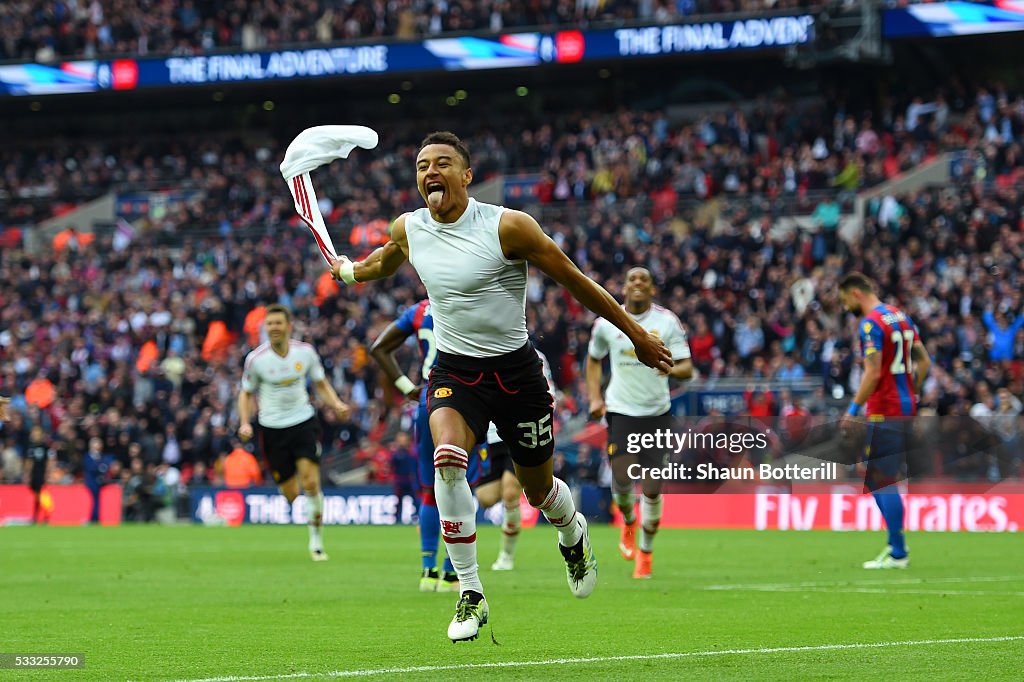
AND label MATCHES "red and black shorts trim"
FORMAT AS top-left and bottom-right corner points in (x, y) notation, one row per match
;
(258, 416), (322, 484)
(428, 341), (554, 468)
